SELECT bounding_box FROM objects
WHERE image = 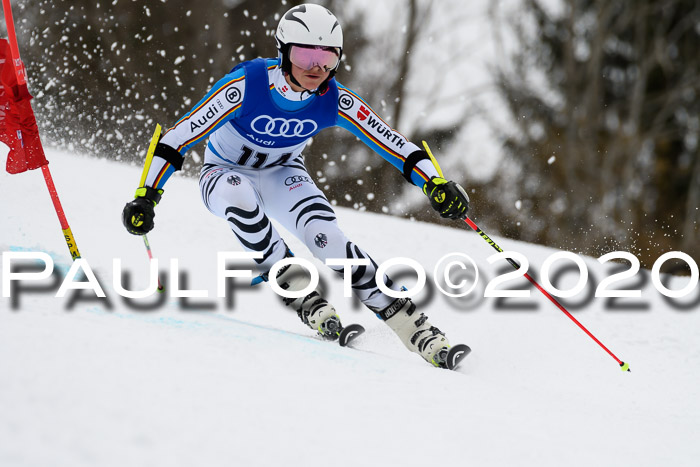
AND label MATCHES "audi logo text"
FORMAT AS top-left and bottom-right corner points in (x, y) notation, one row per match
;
(251, 116), (318, 138)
